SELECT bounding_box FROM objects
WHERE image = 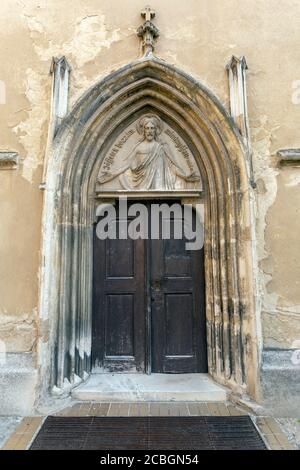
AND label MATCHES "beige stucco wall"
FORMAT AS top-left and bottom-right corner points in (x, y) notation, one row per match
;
(0, 0), (300, 353)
